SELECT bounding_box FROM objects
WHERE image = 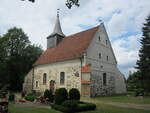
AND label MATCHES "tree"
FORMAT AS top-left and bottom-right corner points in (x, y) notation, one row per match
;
(22, 0), (80, 9)
(127, 71), (142, 91)
(0, 27), (43, 91)
(136, 14), (150, 93)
